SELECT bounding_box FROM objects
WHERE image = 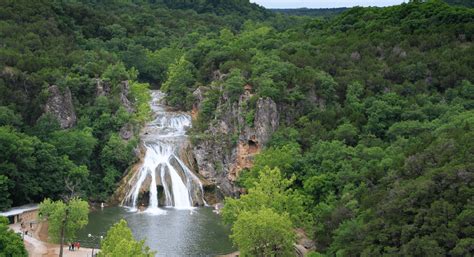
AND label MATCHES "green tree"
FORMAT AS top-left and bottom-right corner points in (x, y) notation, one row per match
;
(401, 237), (445, 257)
(224, 68), (245, 101)
(344, 82), (366, 126)
(223, 167), (309, 229)
(0, 216), (27, 257)
(239, 143), (302, 188)
(364, 93), (405, 138)
(161, 56), (196, 109)
(334, 122), (358, 146)
(0, 106), (22, 127)
(32, 113), (61, 140)
(102, 62), (137, 86)
(49, 128), (98, 166)
(98, 219), (154, 257)
(144, 47), (182, 84)
(130, 81), (151, 123)
(100, 133), (135, 197)
(0, 126), (90, 205)
(231, 208), (295, 257)
(39, 198), (89, 257)
(0, 175), (12, 211)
